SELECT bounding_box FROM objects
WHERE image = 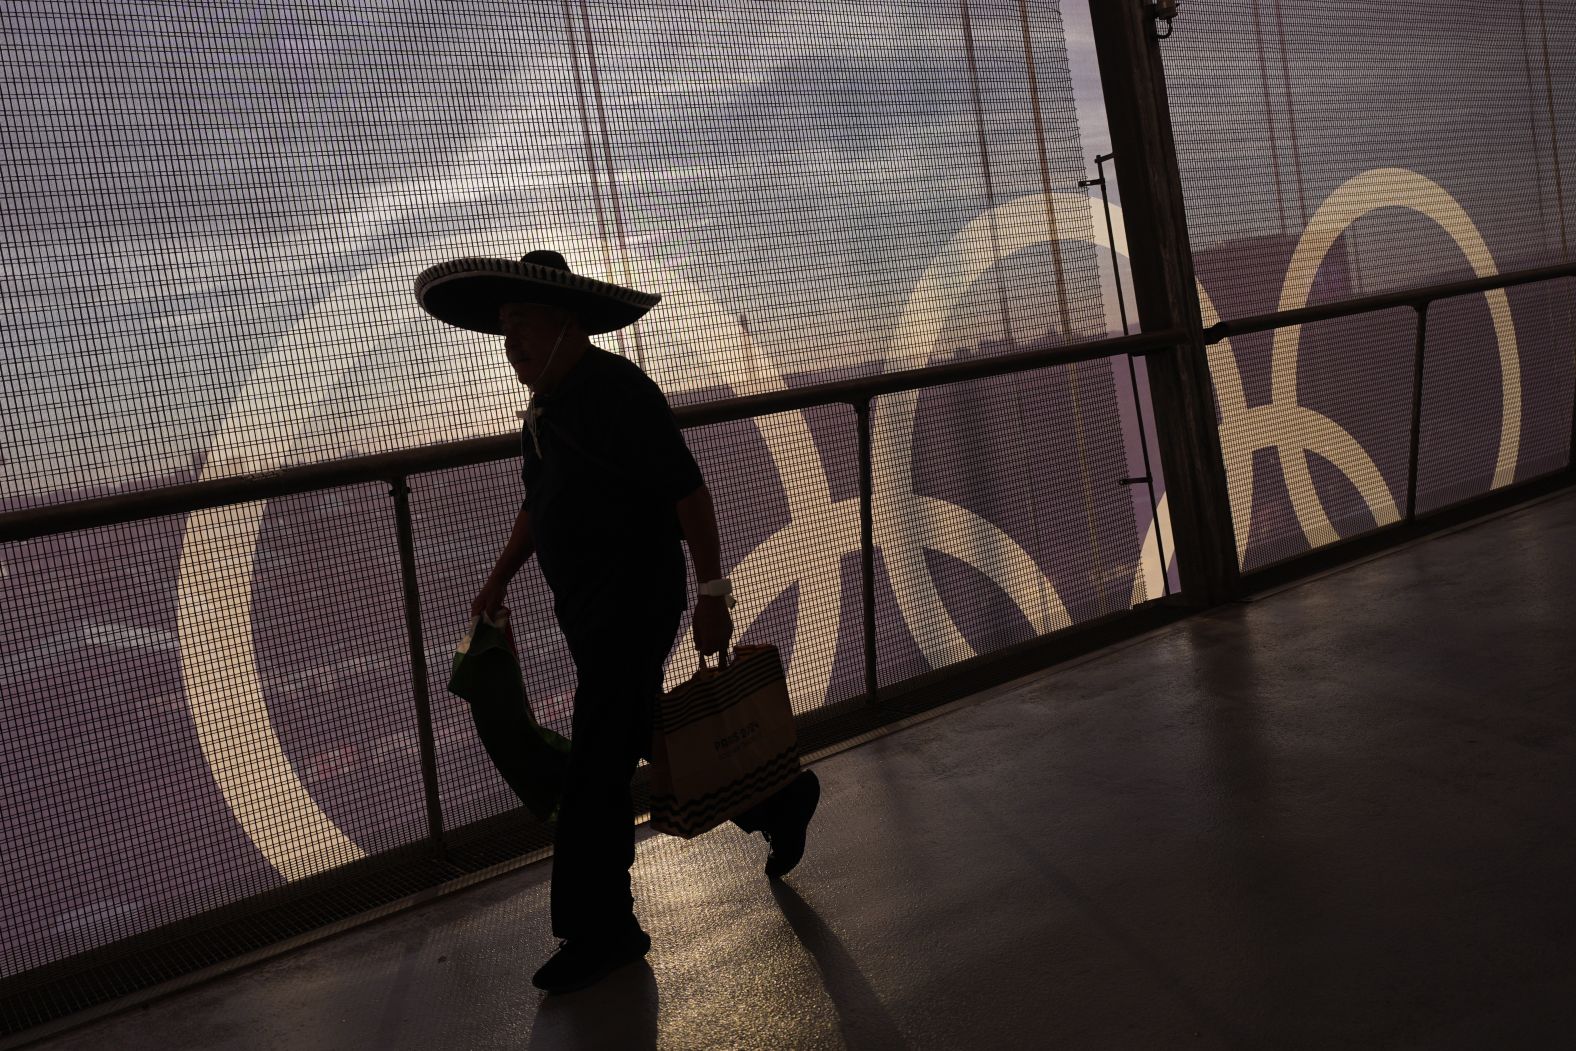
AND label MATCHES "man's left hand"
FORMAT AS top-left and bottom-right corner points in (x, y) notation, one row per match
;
(692, 594), (734, 657)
